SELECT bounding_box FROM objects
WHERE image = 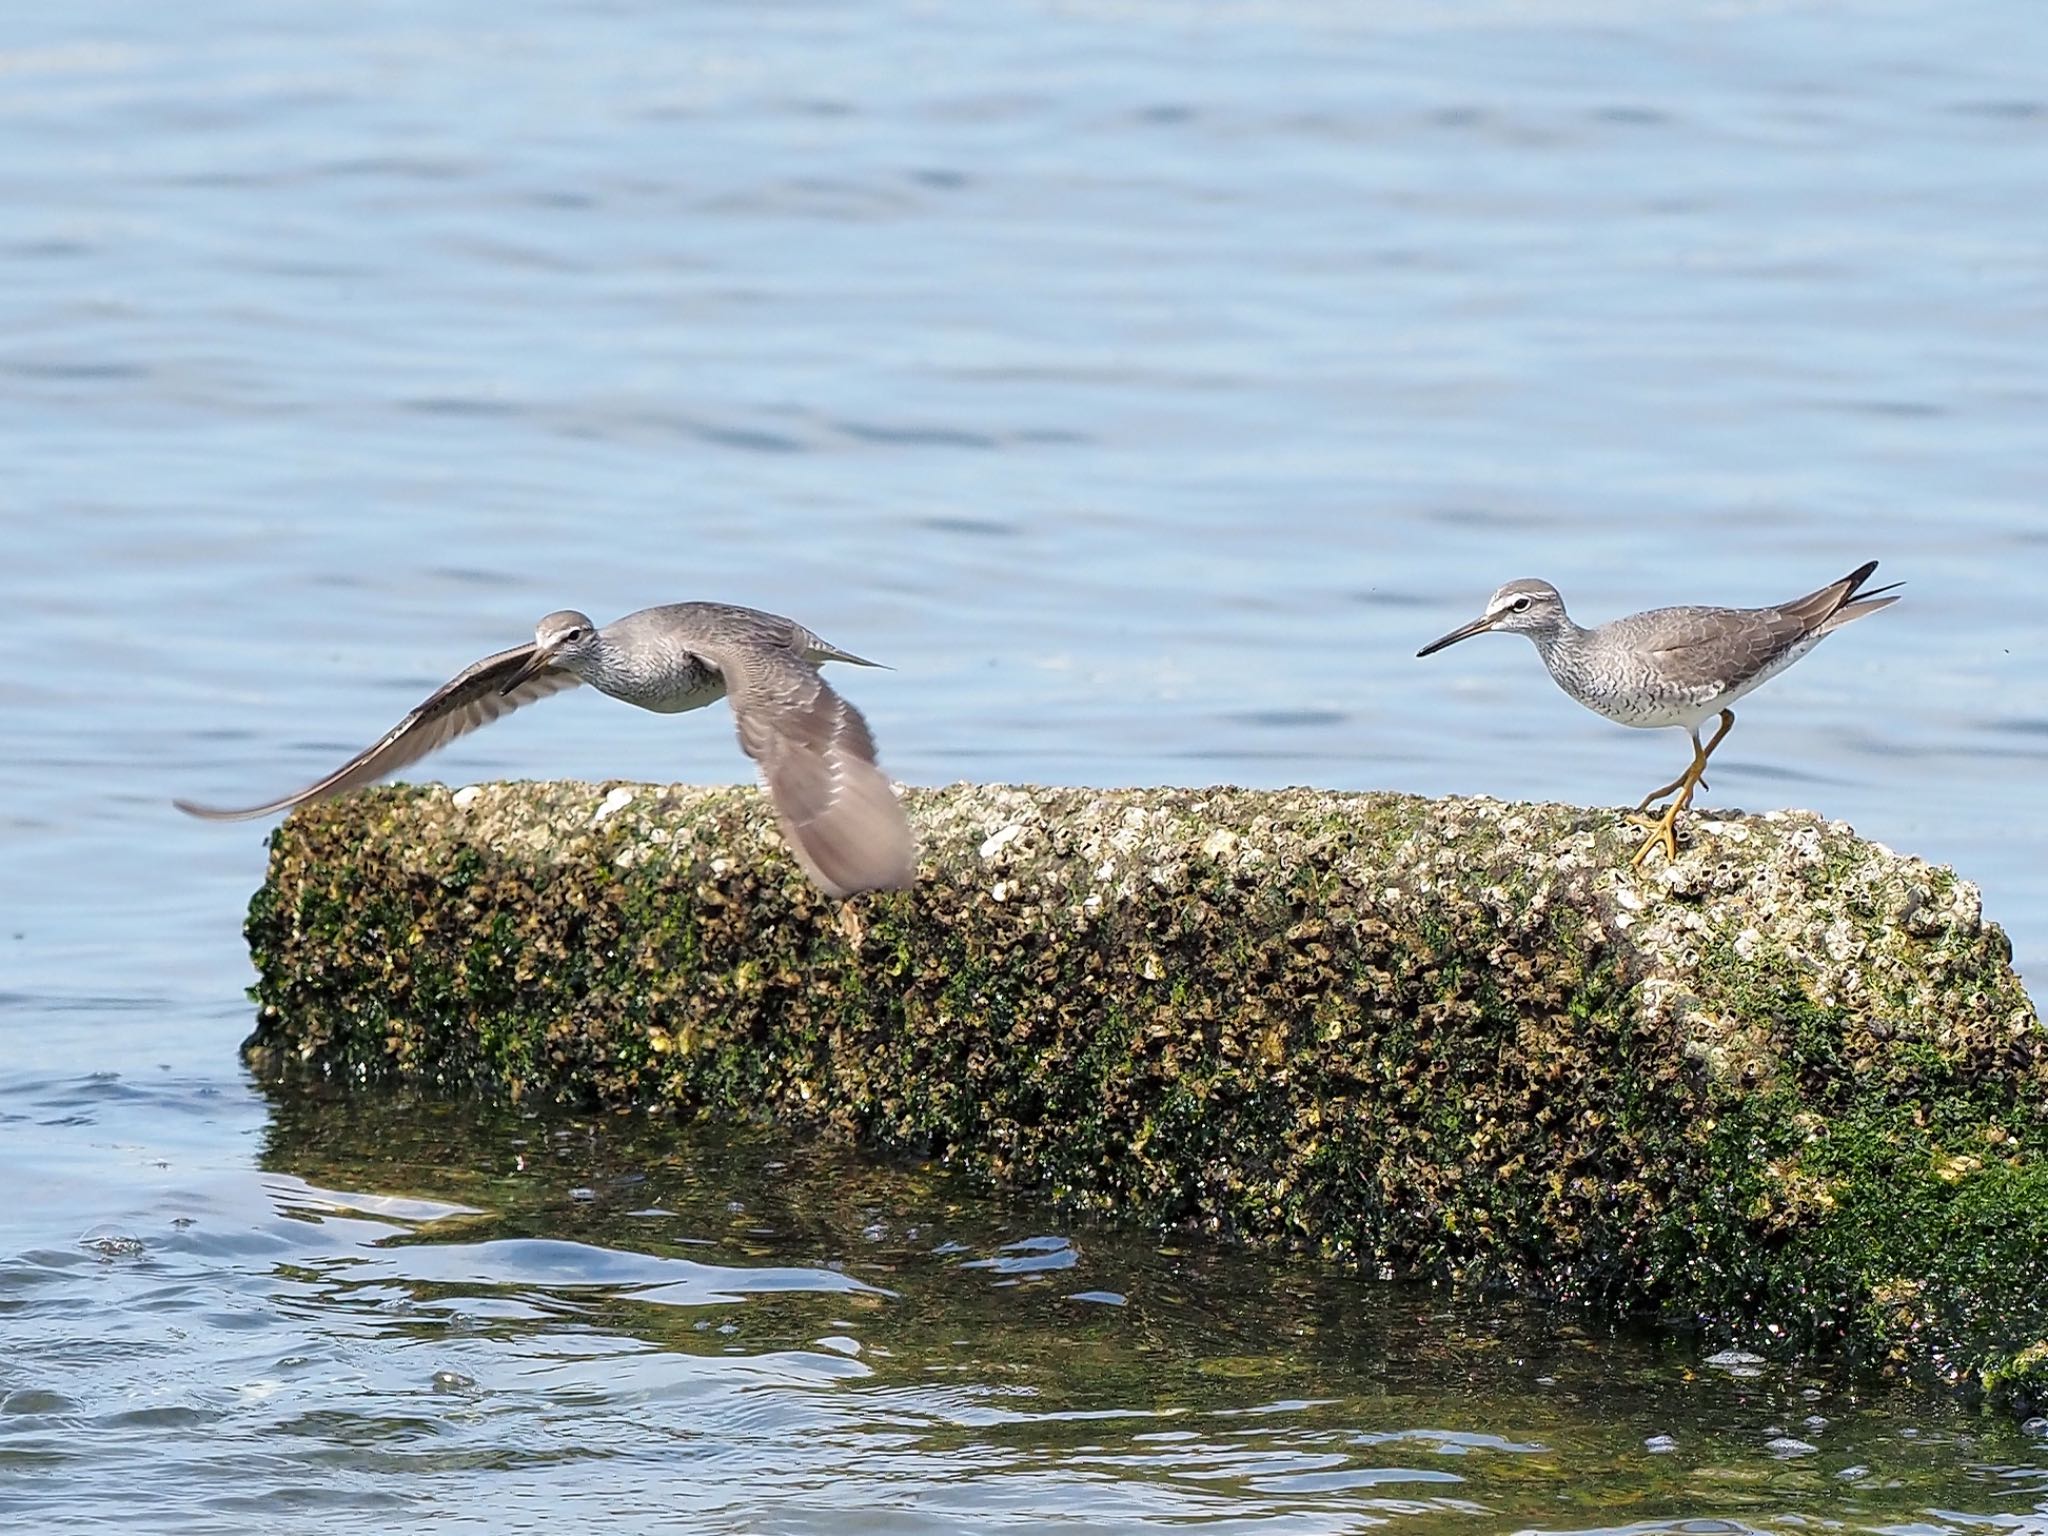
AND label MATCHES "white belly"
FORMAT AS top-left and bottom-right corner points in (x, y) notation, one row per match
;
(634, 675), (727, 715)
